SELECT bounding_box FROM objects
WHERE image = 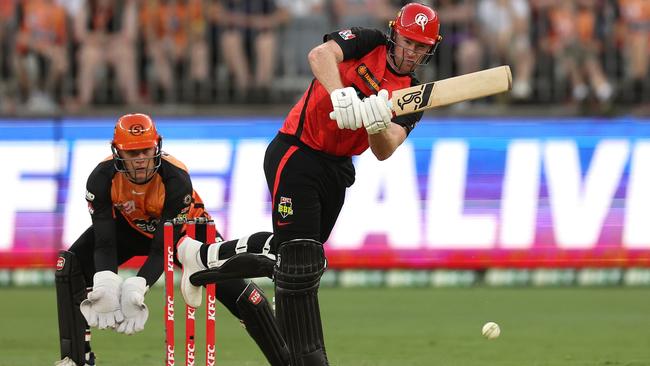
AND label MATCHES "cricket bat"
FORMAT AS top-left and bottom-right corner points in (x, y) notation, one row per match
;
(390, 65), (512, 116)
(330, 65), (512, 119)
